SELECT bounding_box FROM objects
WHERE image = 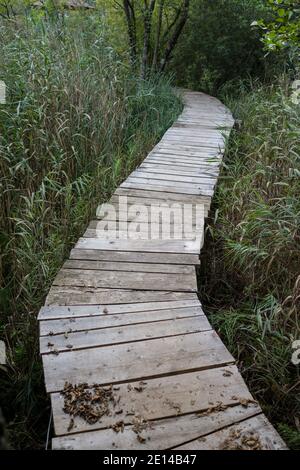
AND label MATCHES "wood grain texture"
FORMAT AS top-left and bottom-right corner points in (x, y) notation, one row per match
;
(43, 331), (235, 392)
(52, 405), (260, 450)
(51, 365), (255, 436)
(174, 414), (287, 450)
